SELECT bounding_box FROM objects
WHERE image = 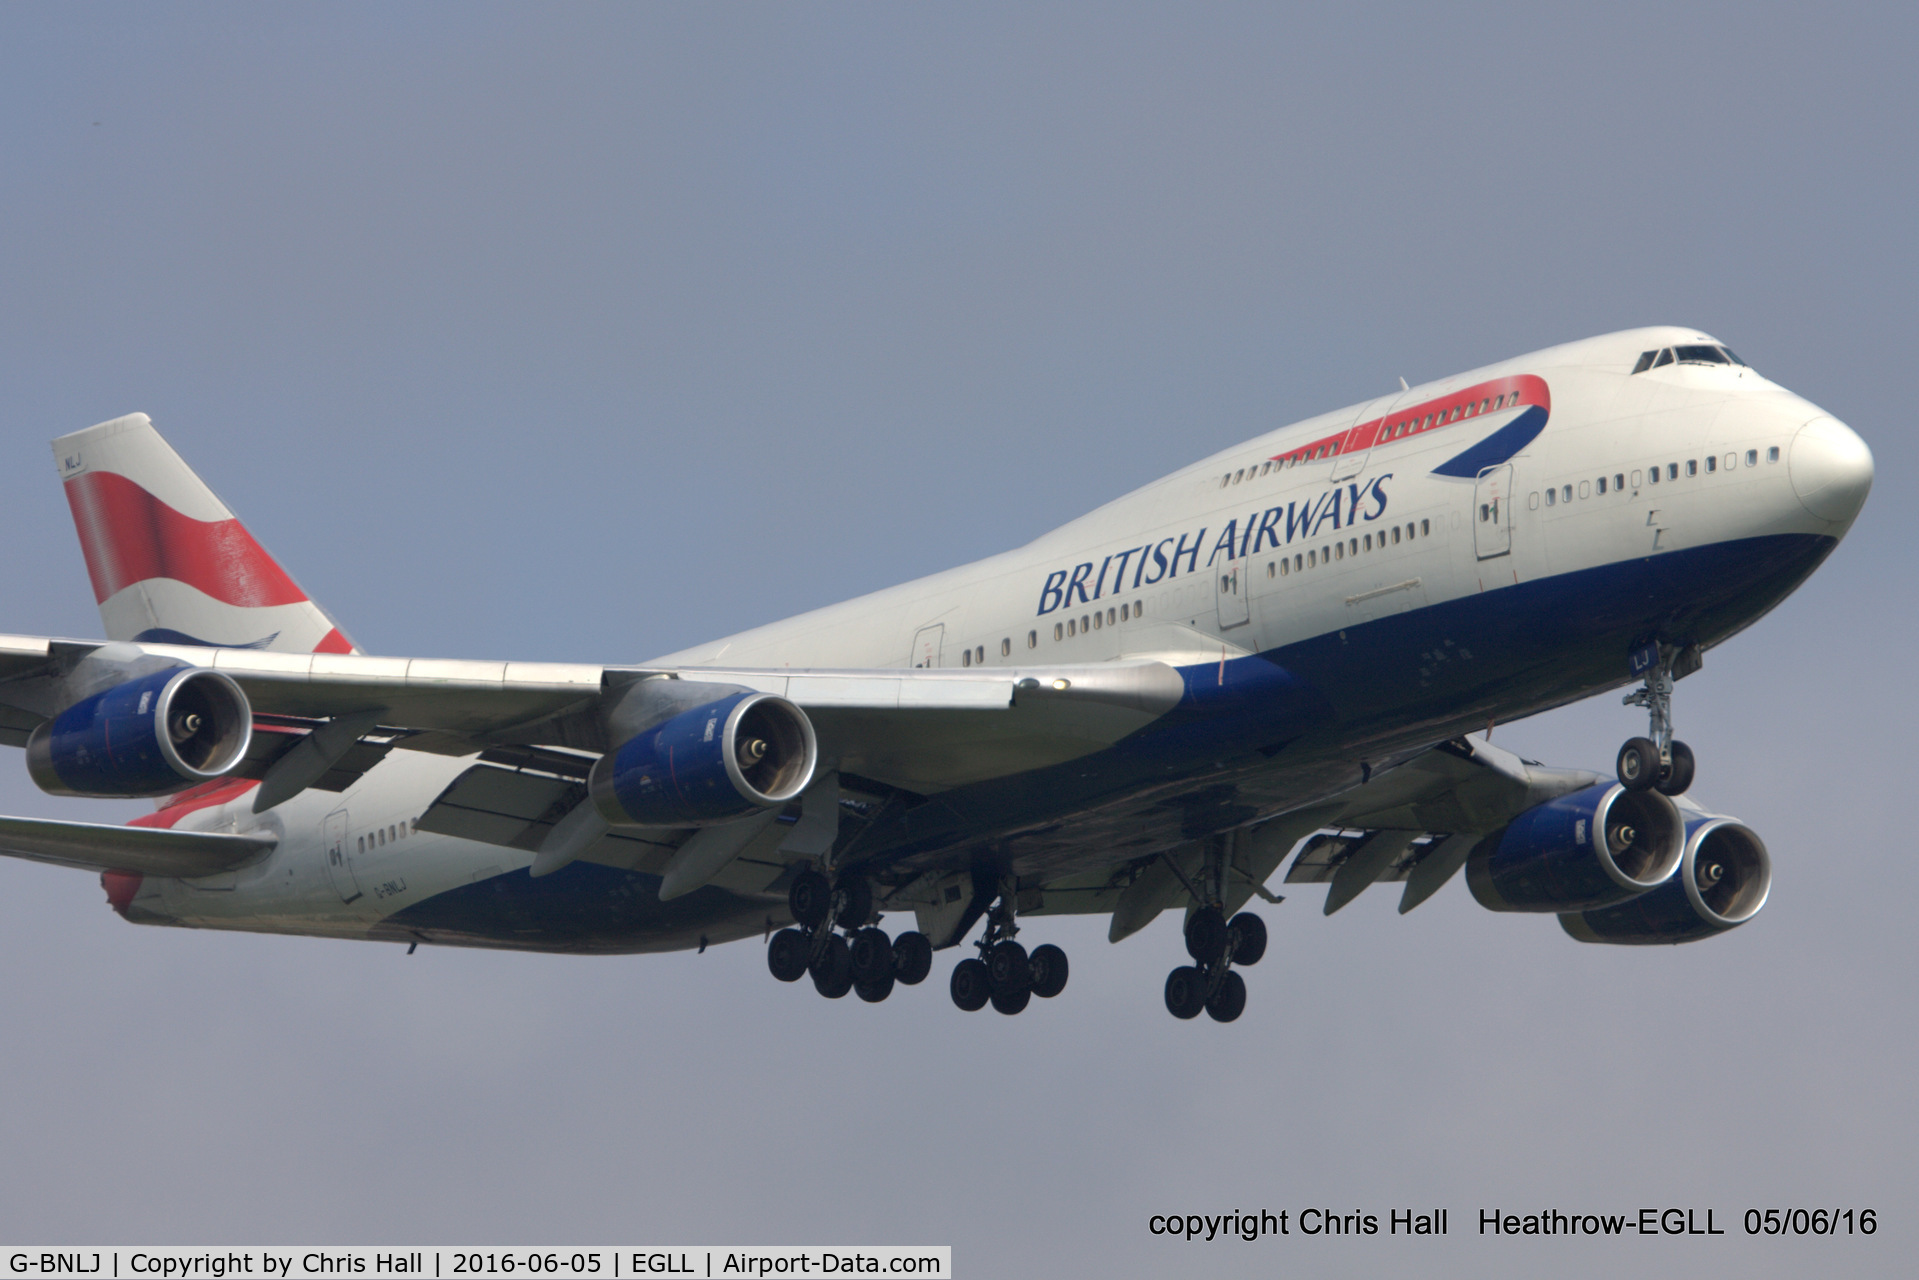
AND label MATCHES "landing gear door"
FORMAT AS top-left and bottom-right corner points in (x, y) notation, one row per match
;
(1216, 563), (1251, 630)
(324, 809), (362, 904)
(1474, 464), (1513, 559)
(910, 623), (944, 668)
